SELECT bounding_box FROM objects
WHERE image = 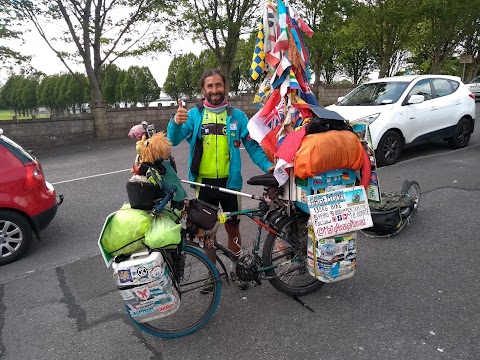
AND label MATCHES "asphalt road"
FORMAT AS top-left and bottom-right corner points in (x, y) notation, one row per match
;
(0, 103), (479, 359)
